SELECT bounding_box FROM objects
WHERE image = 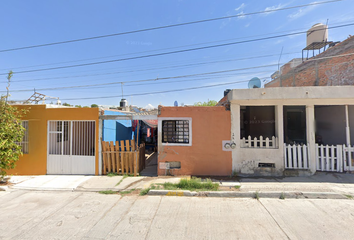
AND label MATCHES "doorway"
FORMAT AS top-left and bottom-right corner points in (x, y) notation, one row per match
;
(283, 106), (306, 144)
